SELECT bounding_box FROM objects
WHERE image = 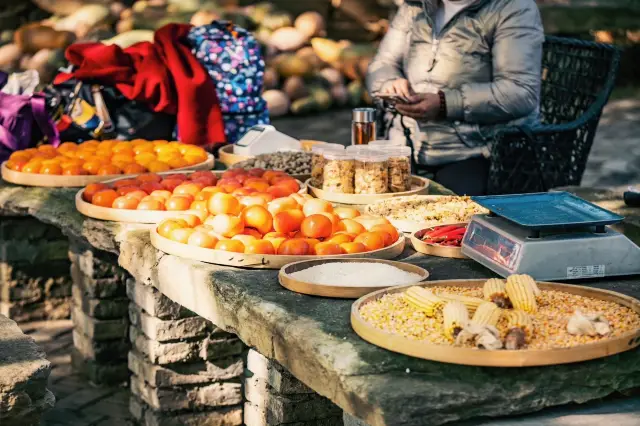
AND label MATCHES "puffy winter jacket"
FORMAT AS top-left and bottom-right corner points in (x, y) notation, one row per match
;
(366, 0), (544, 166)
